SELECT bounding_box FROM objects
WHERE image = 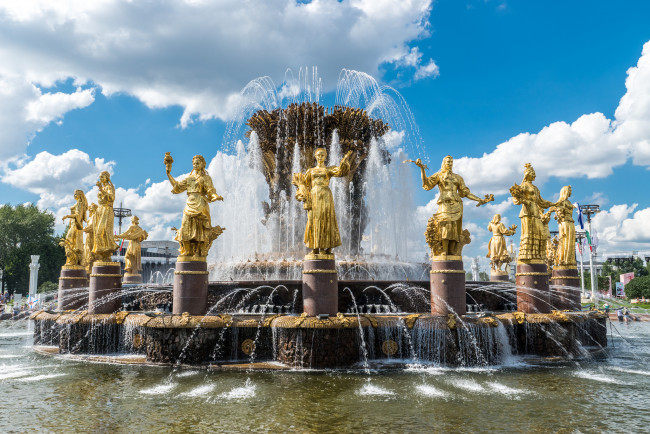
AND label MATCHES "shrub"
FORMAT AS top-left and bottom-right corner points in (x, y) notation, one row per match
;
(624, 275), (650, 299)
